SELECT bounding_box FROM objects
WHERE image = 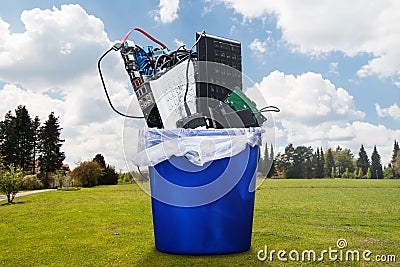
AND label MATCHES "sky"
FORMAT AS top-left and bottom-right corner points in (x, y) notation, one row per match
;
(0, 0), (399, 171)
